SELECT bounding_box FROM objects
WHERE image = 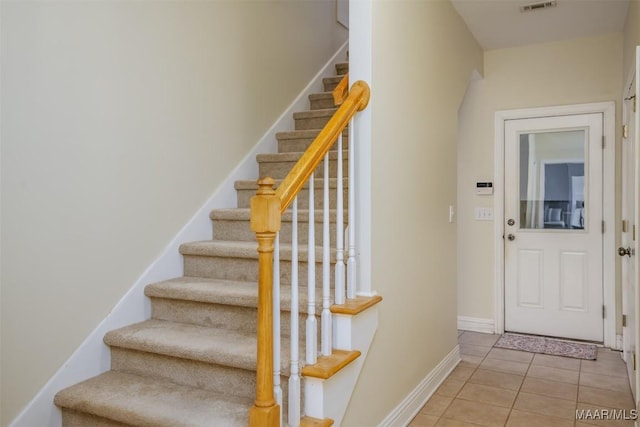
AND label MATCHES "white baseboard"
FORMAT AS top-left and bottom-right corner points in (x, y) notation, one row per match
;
(377, 345), (460, 427)
(9, 42), (349, 427)
(457, 316), (495, 334)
